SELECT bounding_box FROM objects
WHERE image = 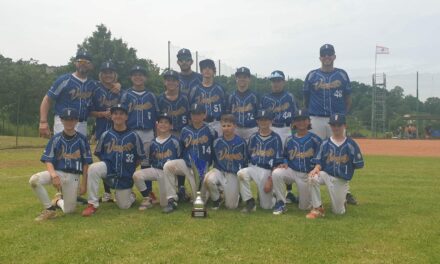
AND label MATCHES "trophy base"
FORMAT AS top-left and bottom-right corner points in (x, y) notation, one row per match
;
(192, 208), (208, 218)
